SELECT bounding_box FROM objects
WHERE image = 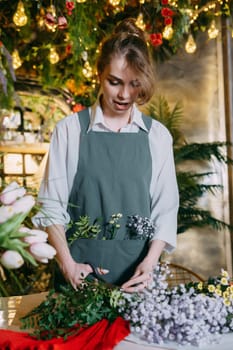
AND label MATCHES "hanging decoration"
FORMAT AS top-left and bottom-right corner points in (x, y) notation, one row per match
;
(185, 34), (197, 54)
(0, 0), (232, 109)
(48, 47), (59, 64)
(13, 0), (27, 27)
(135, 13), (146, 31)
(162, 25), (174, 40)
(208, 20), (219, 39)
(12, 49), (22, 70)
